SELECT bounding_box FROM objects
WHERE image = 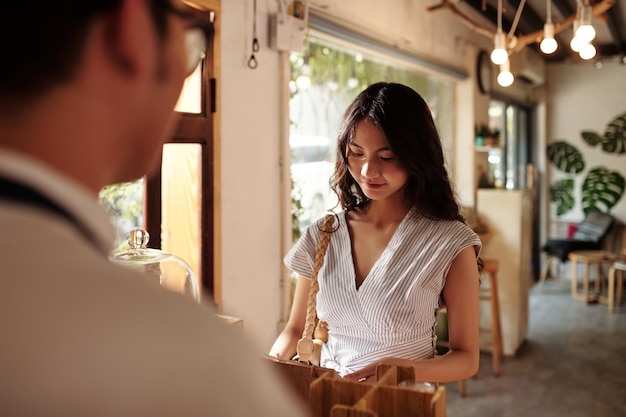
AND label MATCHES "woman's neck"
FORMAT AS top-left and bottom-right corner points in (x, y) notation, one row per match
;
(353, 199), (412, 226)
